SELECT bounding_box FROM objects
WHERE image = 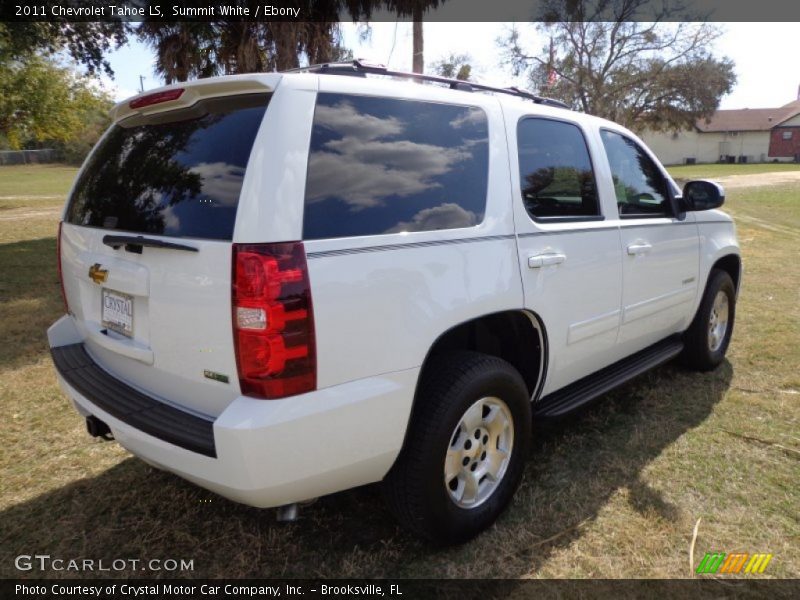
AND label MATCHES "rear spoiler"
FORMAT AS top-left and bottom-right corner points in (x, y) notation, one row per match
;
(111, 74), (282, 122)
